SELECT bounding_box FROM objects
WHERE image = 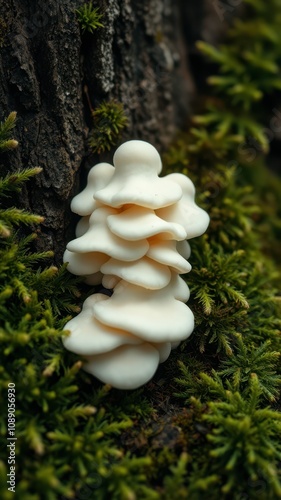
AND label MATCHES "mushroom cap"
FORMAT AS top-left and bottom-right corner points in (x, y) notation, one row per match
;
(107, 205), (186, 241)
(71, 163), (115, 216)
(156, 173), (210, 239)
(102, 274), (121, 289)
(114, 140), (162, 175)
(93, 276), (194, 342)
(101, 256), (171, 289)
(67, 207), (149, 261)
(63, 249), (108, 276)
(166, 173), (195, 196)
(94, 140), (183, 209)
(83, 343), (160, 390)
(147, 238), (191, 274)
(63, 294), (141, 355)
